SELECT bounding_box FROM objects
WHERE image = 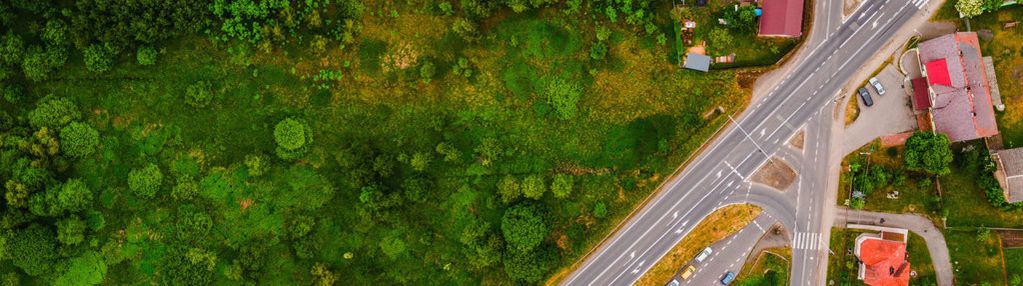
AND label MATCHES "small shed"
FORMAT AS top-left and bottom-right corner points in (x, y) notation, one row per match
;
(994, 147), (1023, 203)
(684, 54), (712, 72)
